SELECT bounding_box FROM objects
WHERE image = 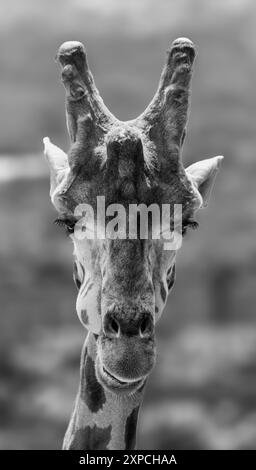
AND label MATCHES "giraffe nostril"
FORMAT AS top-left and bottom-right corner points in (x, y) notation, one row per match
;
(139, 315), (153, 337)
(104, 313), (120, 338)
(110, 318), (119, 334)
